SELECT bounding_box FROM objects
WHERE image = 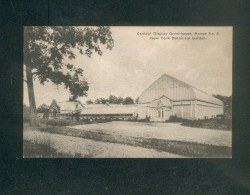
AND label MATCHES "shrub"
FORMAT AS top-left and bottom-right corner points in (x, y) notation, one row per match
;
(216, 114), (225, 119)
(168, 115), (190, 122)
(45, 119), (71, 126)
(181, 118), (232, 130)
(23, 104), (31, 123)
(169, 115), (178, 121)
